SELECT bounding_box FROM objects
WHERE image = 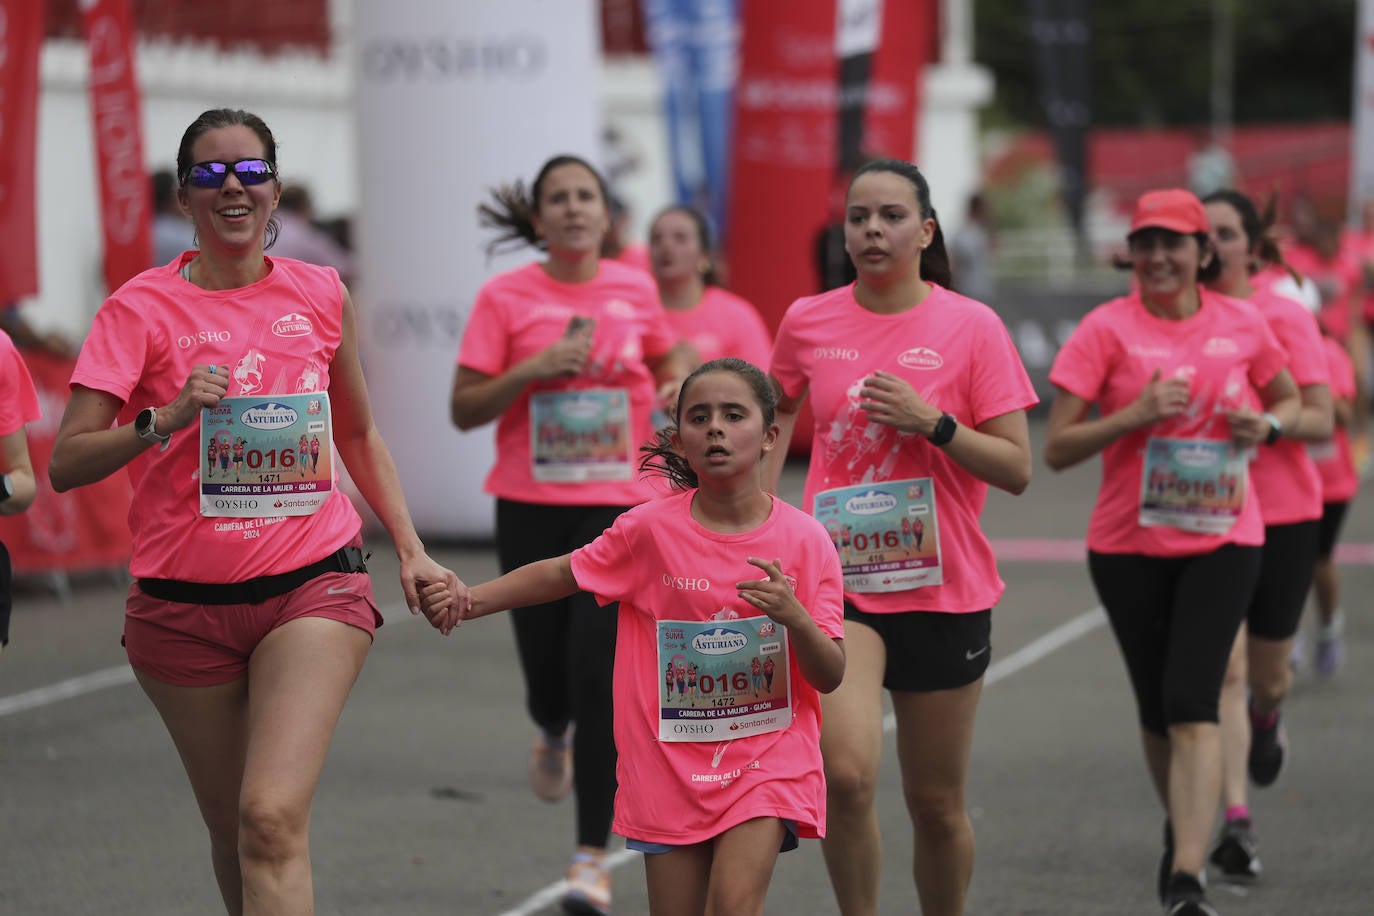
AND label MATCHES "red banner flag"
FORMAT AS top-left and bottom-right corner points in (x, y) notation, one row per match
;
(81, 0), (151, 293)
(0, 349), (134, 575)
(0, 0), (45, 304)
